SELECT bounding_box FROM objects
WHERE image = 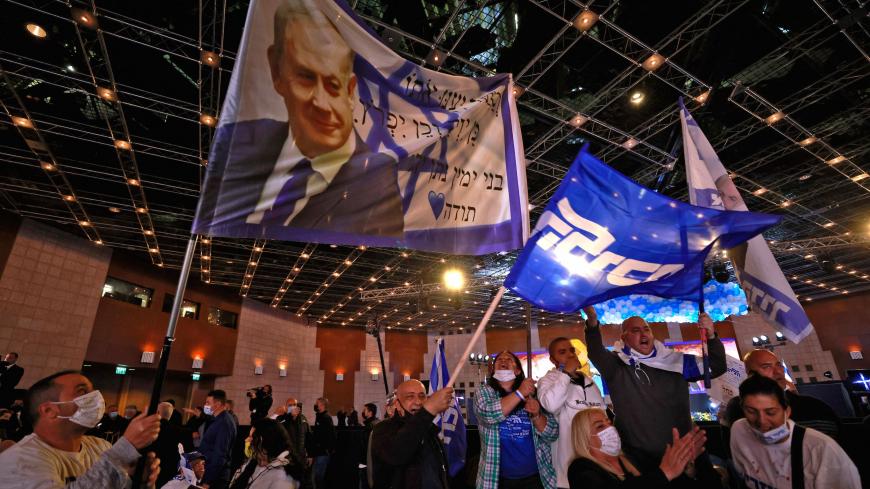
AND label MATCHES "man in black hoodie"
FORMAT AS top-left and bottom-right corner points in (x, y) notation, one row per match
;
(308, 397), (336, 489)
(371, 380), (454, 489)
